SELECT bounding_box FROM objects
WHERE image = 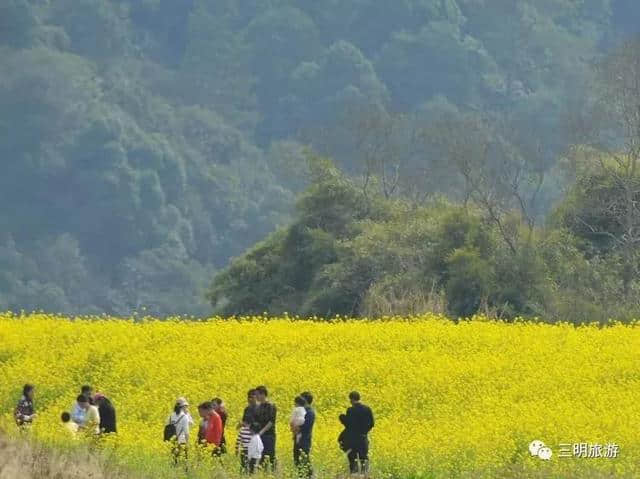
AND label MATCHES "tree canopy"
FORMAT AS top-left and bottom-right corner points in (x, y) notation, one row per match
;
(1, 0), (638, 318)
